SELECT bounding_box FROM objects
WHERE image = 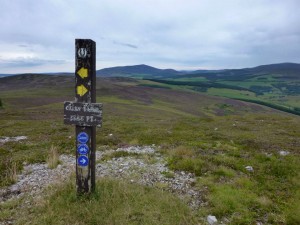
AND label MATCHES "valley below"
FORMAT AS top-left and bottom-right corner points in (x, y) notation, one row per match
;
(0, 69), (299, 224)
